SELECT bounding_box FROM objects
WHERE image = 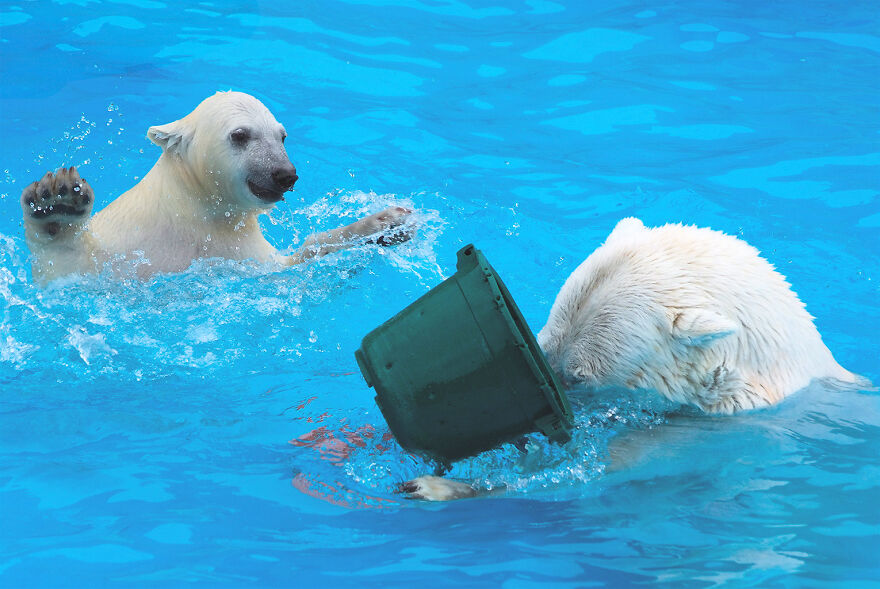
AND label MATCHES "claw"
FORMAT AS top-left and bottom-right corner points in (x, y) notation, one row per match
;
(370, 230), (412, 247)
(395, 481), (419, 495)
(21, 167), (94, 225)
(396, 476), (478, 501)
